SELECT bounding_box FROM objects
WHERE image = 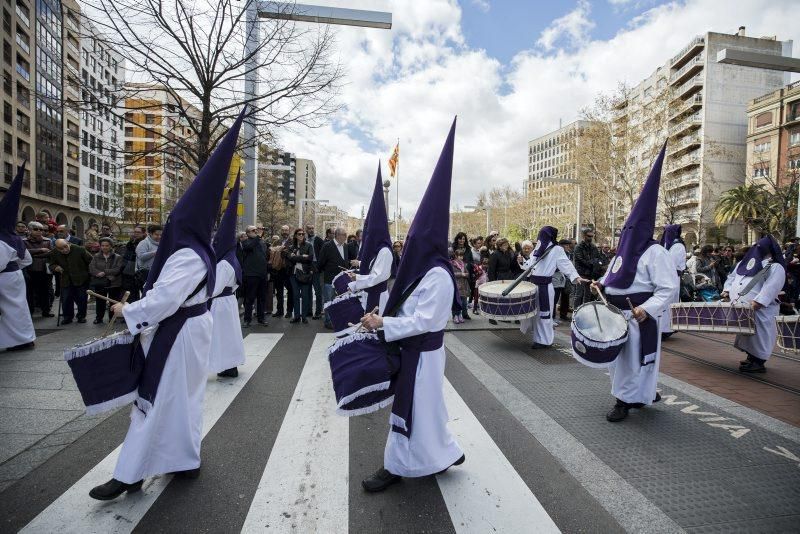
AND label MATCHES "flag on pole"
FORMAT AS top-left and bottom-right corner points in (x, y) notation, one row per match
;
(388, 142), (399, 177)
